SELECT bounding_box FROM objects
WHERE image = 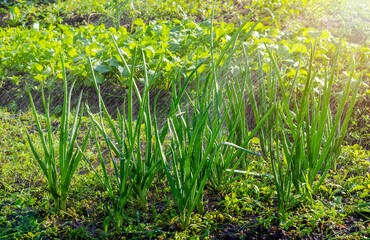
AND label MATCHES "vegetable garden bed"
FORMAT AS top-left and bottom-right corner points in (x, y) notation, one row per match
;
(0, 0), (369, 239)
